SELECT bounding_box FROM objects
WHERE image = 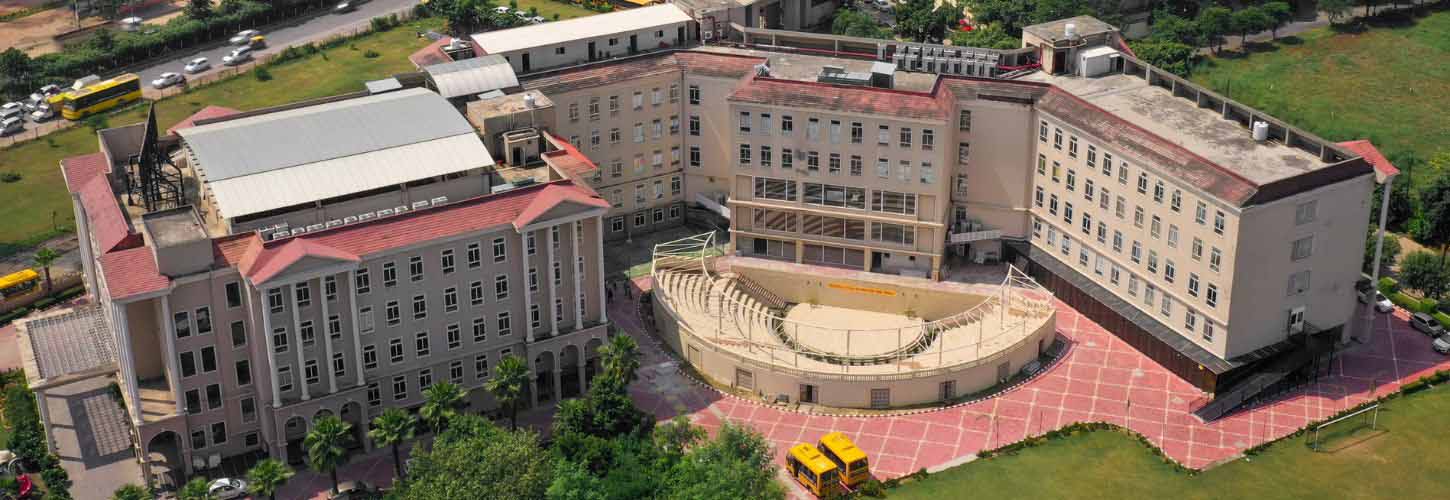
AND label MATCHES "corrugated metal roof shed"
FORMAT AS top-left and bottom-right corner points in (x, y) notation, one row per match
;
(179, 88), (495, 218)
(177, 88), (475, 181)
(423, 55), (520, 98)
(470, 4), (691, 55)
